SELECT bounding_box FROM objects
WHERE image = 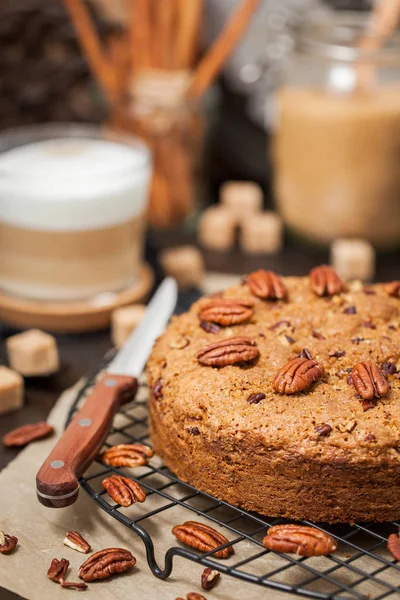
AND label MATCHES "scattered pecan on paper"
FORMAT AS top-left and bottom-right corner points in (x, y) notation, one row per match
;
(3, 422), (53, 447)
